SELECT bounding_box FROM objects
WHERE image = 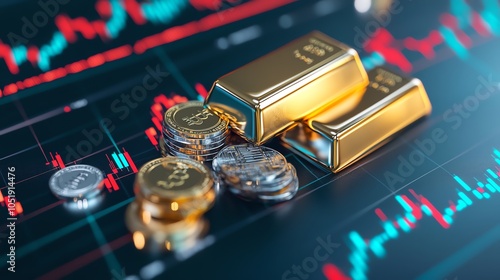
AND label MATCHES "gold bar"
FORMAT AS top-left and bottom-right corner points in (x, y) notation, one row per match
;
(281, 67), (432, 173)
(204, 31), (368, 145)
